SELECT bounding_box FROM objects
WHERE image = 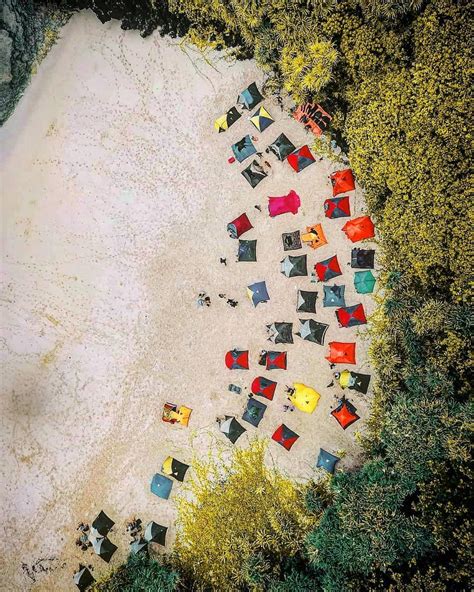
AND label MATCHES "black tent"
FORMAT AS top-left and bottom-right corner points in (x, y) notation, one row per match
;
(73, 566), (95, 591)
(242, 397), (267, 427)
(296, 290), (317, 313)
(268, 133), (296, 161)
(238, 239), (257, 262)
(296, 319), (329, 345)
(219, 416), (246, 443)
(351, 248), (375, 269)
(144, 521), (168, 546)
(92, 537), (117, 563)
(130, 538), (148, 555)
(267, 322), (293, 344)
(91, 511), (114, 537)
(282, 230), (302, 251)
(242, 160), (267, 188)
